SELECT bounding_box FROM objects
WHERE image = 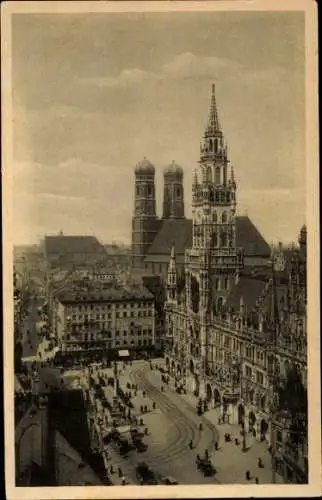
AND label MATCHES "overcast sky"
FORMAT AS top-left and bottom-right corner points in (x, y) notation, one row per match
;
(12, 11), (305, 245)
